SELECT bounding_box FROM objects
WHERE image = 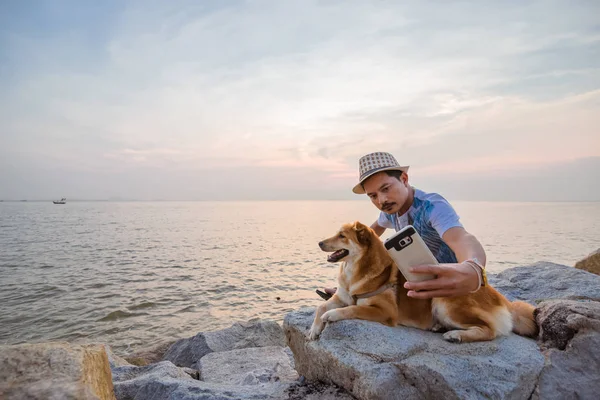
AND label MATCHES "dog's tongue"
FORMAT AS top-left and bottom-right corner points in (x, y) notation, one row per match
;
(327, 249), (349, 262)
